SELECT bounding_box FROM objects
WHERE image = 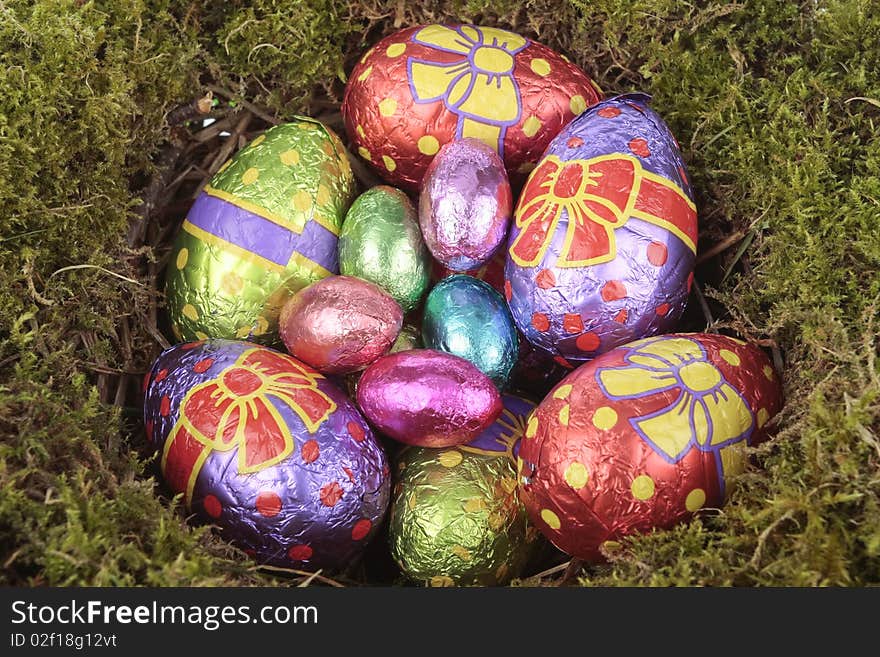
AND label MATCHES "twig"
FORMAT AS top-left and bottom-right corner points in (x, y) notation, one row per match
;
(559, 558), (584, 585)
(525, 560), (571, 582)
(128, 128), (187, 247)
(696, 230), (745, 265)
(192, 111), (253, 199)
(251, 564), (345, 587)
(692, 278), (715, 329)
(166, 91), (214, 126)
(191, 115), (238, 144)
(49, 264), (142, 286)
(207, 85), (281, 126)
